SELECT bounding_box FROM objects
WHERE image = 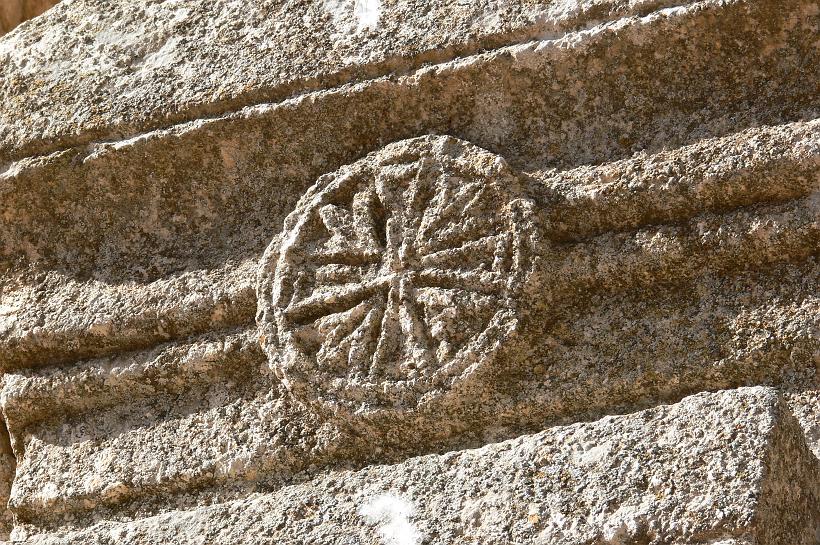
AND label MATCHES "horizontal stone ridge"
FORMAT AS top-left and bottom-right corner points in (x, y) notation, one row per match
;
(0, 0), (693, 164)
(1, 328), (260, 431)
(6, 370), (324, 535)
(1, 117), (816, 372)
(543, 196), (818, 301)
(1, 0), (815, 292)
(19, 387), (820, 545)
(4, 262), (816, 531)
(0, 260), (258, 372)
(531, 120), (820, 243)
